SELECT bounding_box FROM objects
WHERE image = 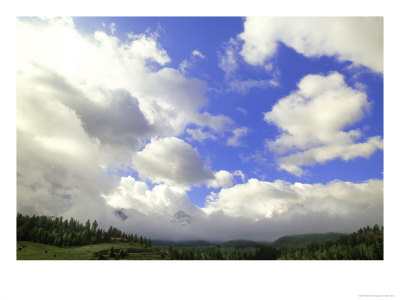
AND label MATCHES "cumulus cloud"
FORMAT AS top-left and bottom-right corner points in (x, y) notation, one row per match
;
(132, 137), (215, 187)
(264, 72), (383, 175)
(239, 17), (383, 73)
(207, 170), (234, 188)
(16, 17), (231, 221)
(207, 170), (246, 189)
(103, 176), (196, 216)
(227, 127), (249, 147)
